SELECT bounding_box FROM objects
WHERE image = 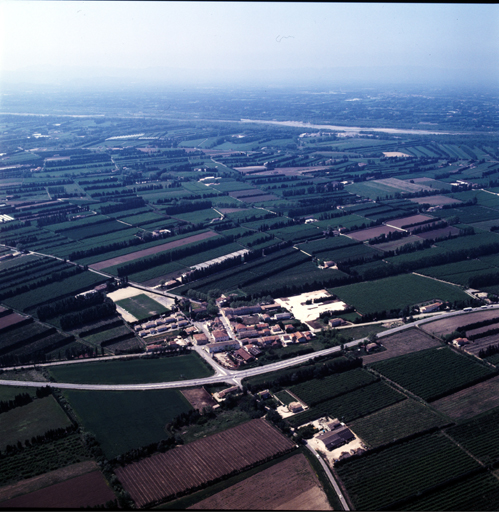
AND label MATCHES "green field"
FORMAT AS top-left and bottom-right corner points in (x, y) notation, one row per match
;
(0, 396), (73, 450)
(332, 273), (471, 315)
(48, 352), (213, 384)
(115, 293), (170, 321)
(349, 399), (448, 448)
(63, 388), (192, 459)
(370, 347), (496, 402)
